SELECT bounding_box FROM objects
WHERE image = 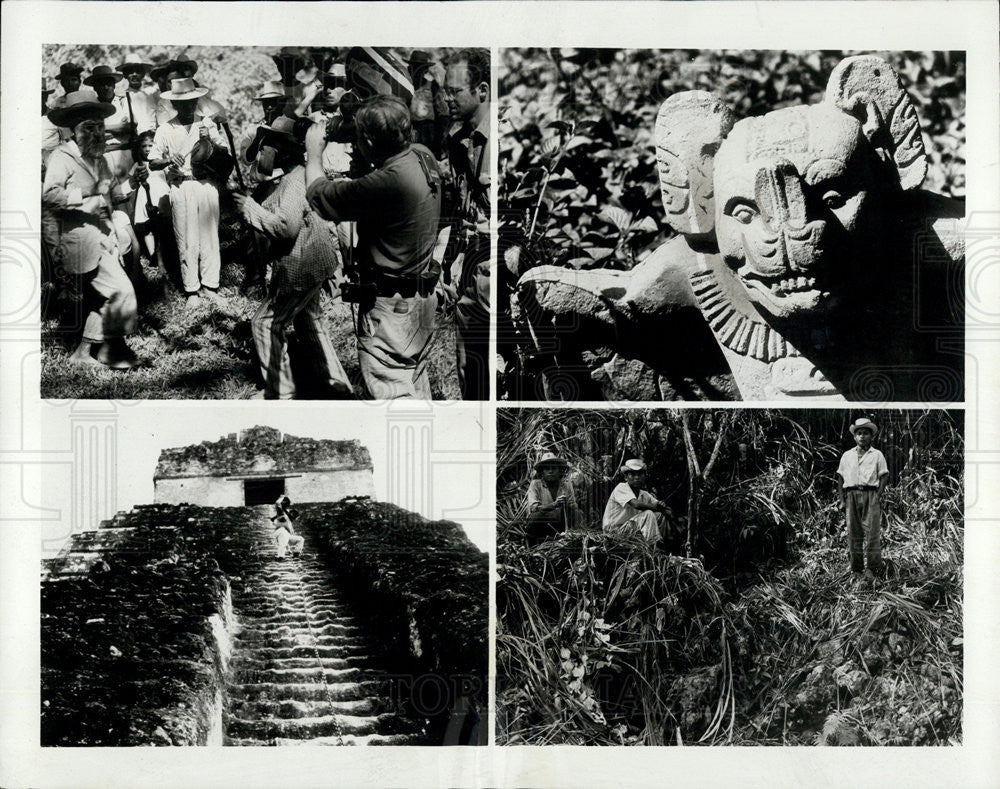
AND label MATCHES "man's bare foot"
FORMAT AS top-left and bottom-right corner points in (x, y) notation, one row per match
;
(69, 343), (101, 366)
